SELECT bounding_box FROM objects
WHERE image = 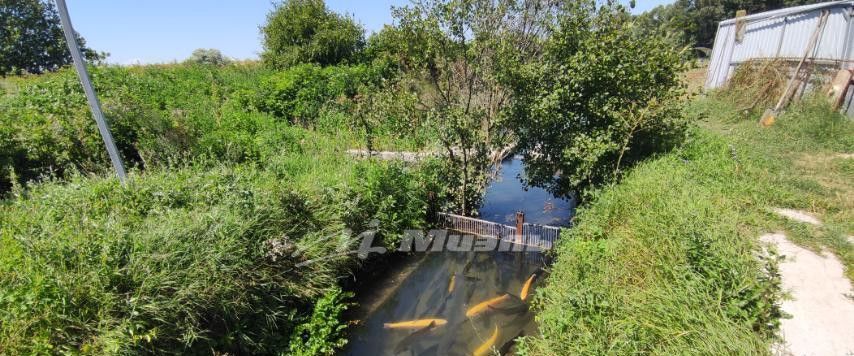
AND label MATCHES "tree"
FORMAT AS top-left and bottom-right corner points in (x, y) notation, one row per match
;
(636, 0), (829, 50)
(389, 0), (561, 215)
(0, 0), (103, 76)
(261, 0), (364, 69)
(506, 1), (688, 198)
(186, 48), (230, 66)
